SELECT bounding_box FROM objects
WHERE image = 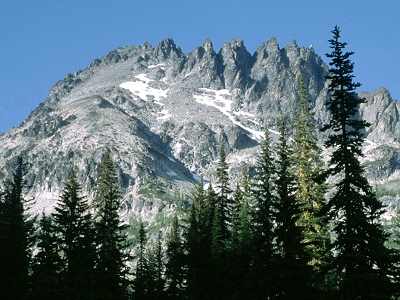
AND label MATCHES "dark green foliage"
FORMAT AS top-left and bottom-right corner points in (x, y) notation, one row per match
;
(0, 157), (34, 300)
(200, 145), (234, 298)
(148, 231), (166, 299)
(30, 212), (63, 300)
(165, 215), (187, 299)
(52, 168), (96, 299)
(209, 202), (228, 299)
(215, 144), (233, 240)
(292, 75), (332, 295)
(186, 180), (216, 300)
(250, 128), (277, 298)
(323, 26), (396, 299)
(228, 169), (254, 299)
(93, 152), (129, 299)
(133, 222), (153, 299)
(185, 179), (205, 298)
(274, 118), (313, 299)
